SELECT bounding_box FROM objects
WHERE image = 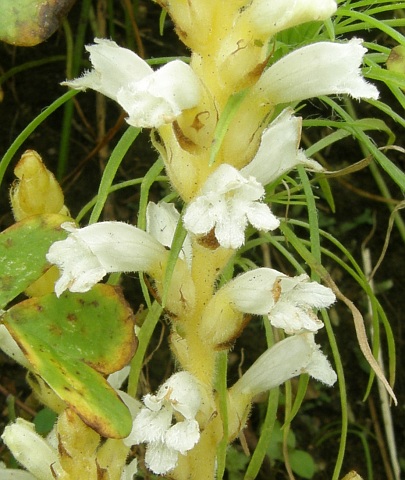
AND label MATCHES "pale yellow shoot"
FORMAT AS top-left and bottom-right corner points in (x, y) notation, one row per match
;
(10, 150), (68, 221)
